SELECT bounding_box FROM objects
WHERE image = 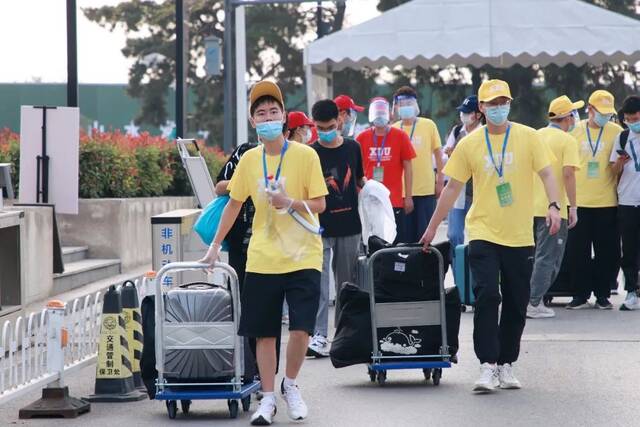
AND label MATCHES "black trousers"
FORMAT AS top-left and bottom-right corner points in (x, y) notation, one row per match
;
(618, 206), (640, 292)
(393, 208), (407, 244)
(227, 242), (282, 374)
(468, 240), (533, 365)
(567, 207), (620, 300)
